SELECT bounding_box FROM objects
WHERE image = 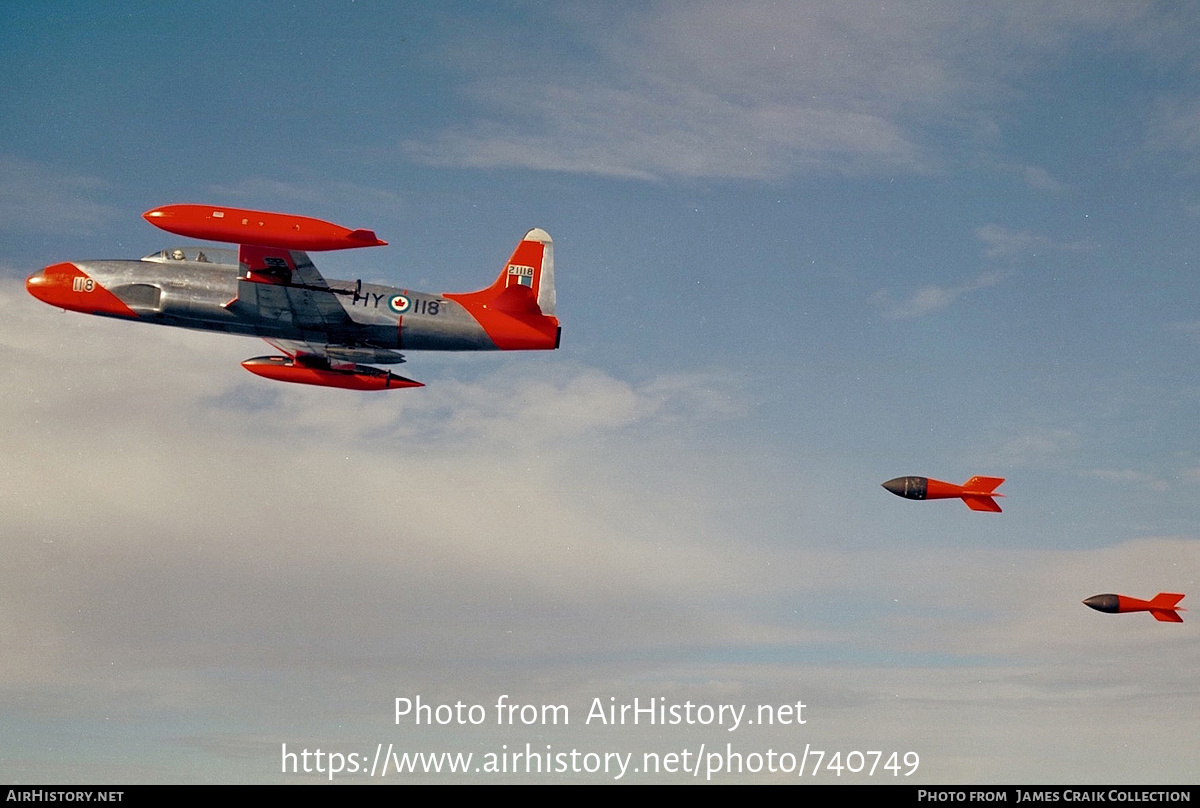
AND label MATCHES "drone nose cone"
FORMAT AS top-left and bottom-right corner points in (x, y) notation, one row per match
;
(1083, 594), (1120, 613)
(882, 476), (926, 499)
